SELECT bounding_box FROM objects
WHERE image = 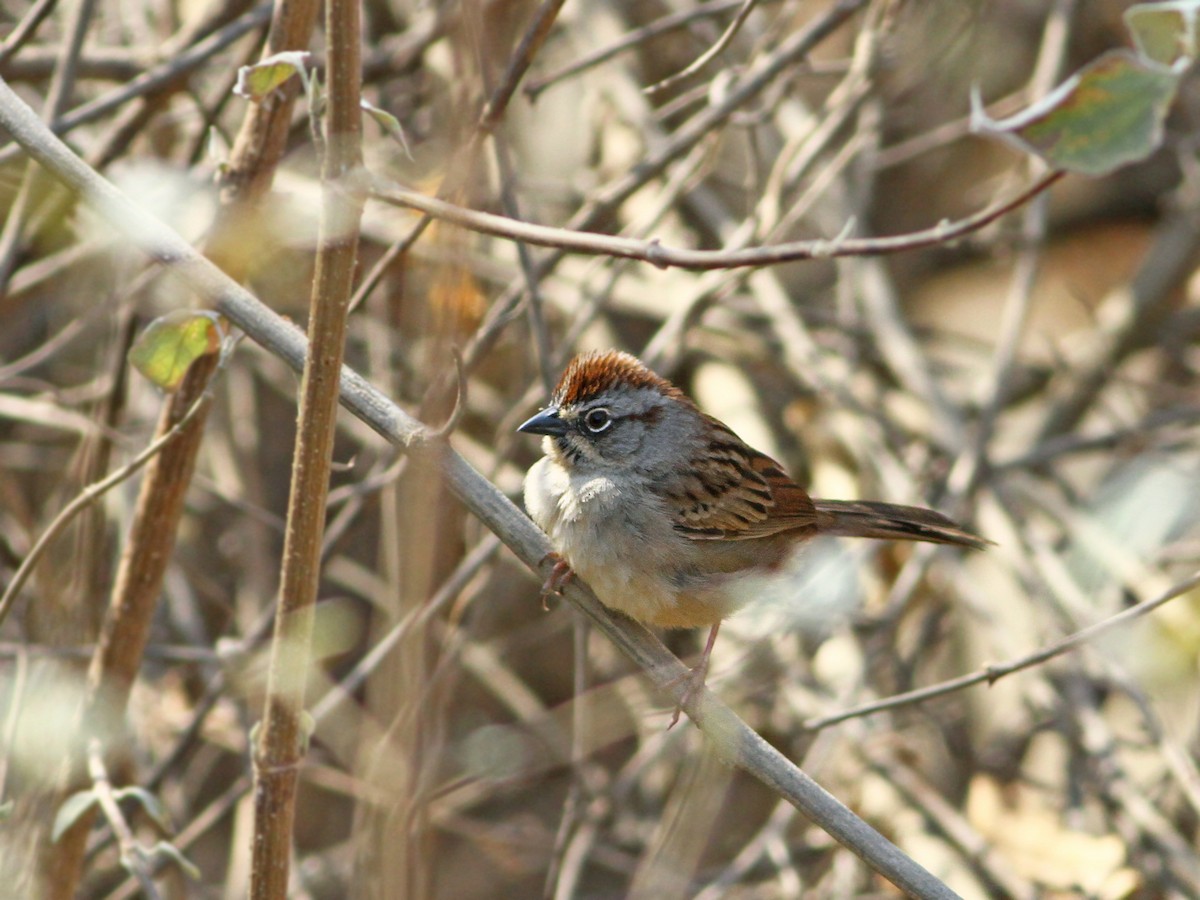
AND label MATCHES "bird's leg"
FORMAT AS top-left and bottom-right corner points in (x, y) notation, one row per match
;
(539, 552), (574, 609)
(667, 622), (721, 728)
